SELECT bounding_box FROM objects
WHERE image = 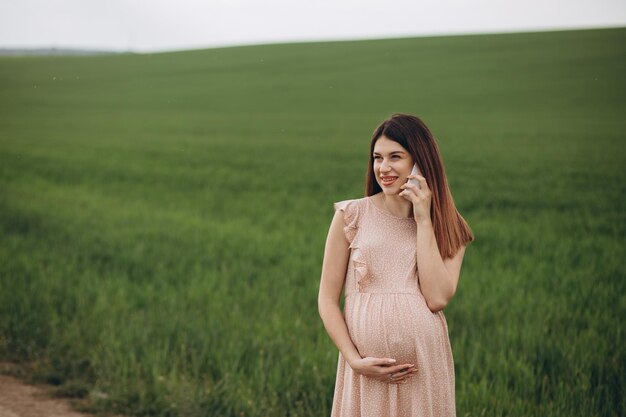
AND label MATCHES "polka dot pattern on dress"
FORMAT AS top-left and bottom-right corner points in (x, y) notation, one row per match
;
(330, 195), (456, 417)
